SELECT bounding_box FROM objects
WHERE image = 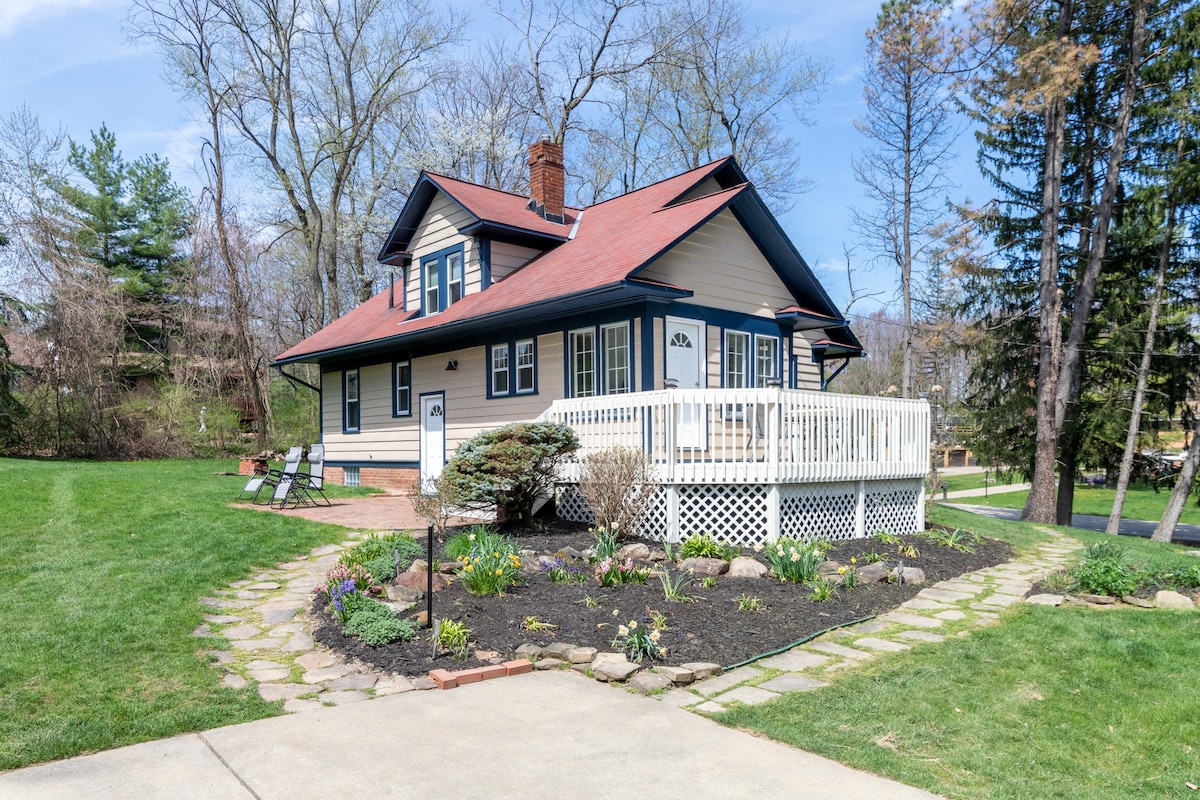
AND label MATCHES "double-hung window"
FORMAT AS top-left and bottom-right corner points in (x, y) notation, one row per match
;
(393, 360), (411, 416)
(447, 251), (464, 305)
(419, 244), (465, 315)
(568, 322), (632, 398)
(490, 344), (510, 396)
(422, 260), (439, 315)
(344, 369), (360, 432)
(515, 340), (535, 393)
(722, 330), (780, 388)
(489, 338), (536, 397)
(755, 335), (780, 387)
(724, 331), (750, 389)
